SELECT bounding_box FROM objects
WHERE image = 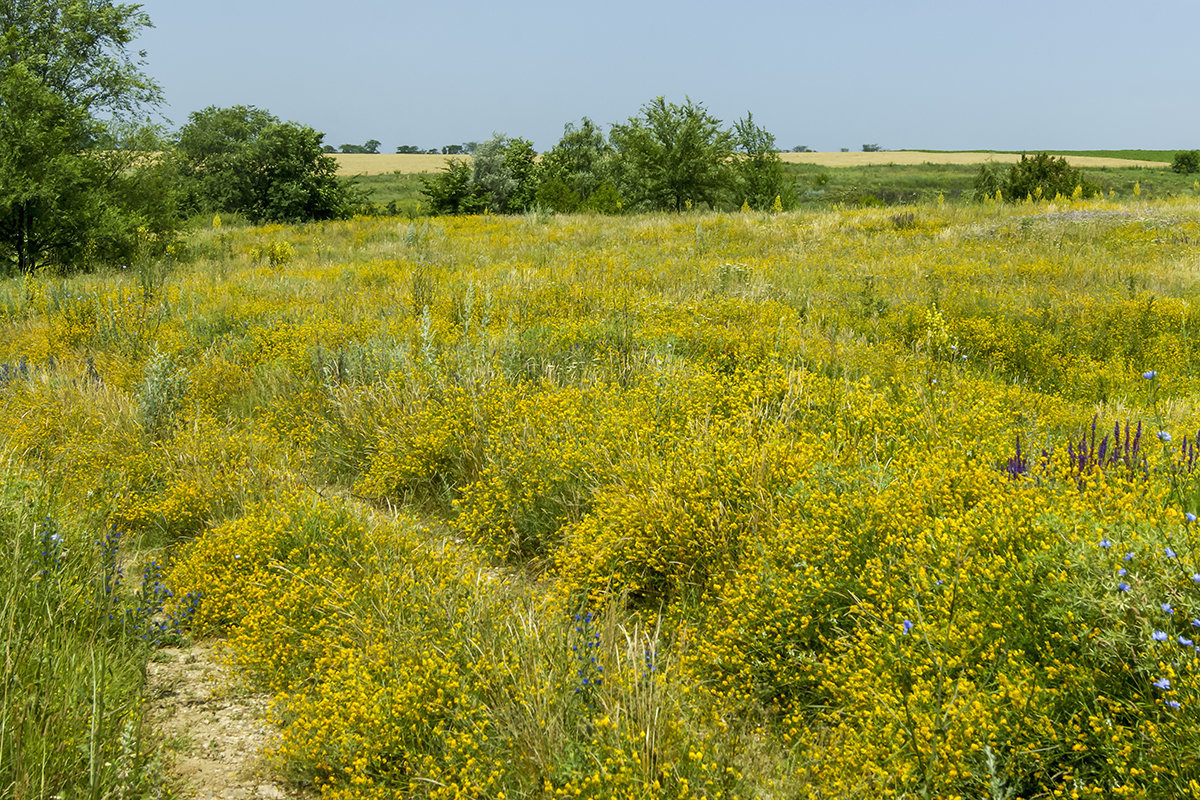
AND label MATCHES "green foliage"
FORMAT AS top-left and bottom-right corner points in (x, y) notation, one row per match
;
(733, 112), (792, 210)
(340, 139), (381, 154)
(974, 152), (1101, 202)
(1172, 150), (1200, 174)
(473, 133), (540, 213)
(174, 105), (358, 223)
(538, 118), (617, 212)
(0, 1), (179, 274)
(610, 96), (735, 211)
(420, 159), (483, 215)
